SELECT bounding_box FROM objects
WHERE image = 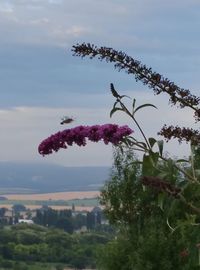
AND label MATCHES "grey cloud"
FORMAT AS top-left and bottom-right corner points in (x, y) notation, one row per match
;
(0, 41), (199, 110)
(0, 2), (14, 12)
(0, 0), (199, 58)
